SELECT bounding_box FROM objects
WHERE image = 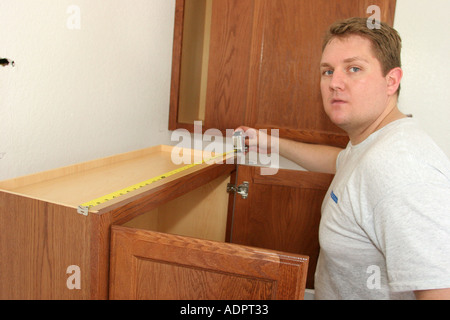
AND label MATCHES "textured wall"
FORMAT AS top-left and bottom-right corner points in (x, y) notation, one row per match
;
(1, 0), (448, 181)
(394, 0), (450, 158)
(0, 0), (176, 180)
